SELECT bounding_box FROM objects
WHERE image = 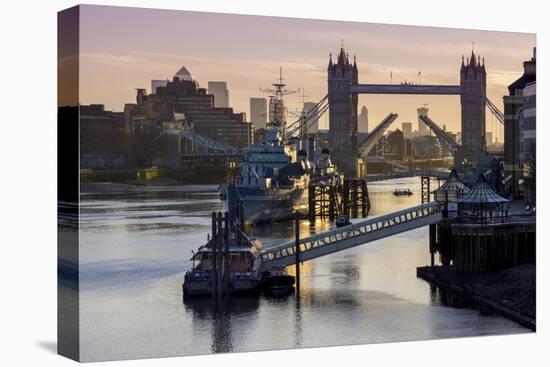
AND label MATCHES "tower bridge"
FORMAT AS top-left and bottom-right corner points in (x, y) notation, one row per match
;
(175, 46), (504, 180)
(327, 46), (499, 176)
